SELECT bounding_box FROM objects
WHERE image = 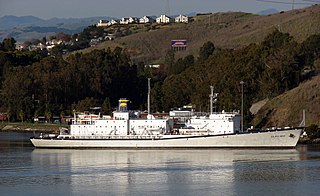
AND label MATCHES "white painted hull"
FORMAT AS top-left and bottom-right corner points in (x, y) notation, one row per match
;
(30, 128), (302, 148)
